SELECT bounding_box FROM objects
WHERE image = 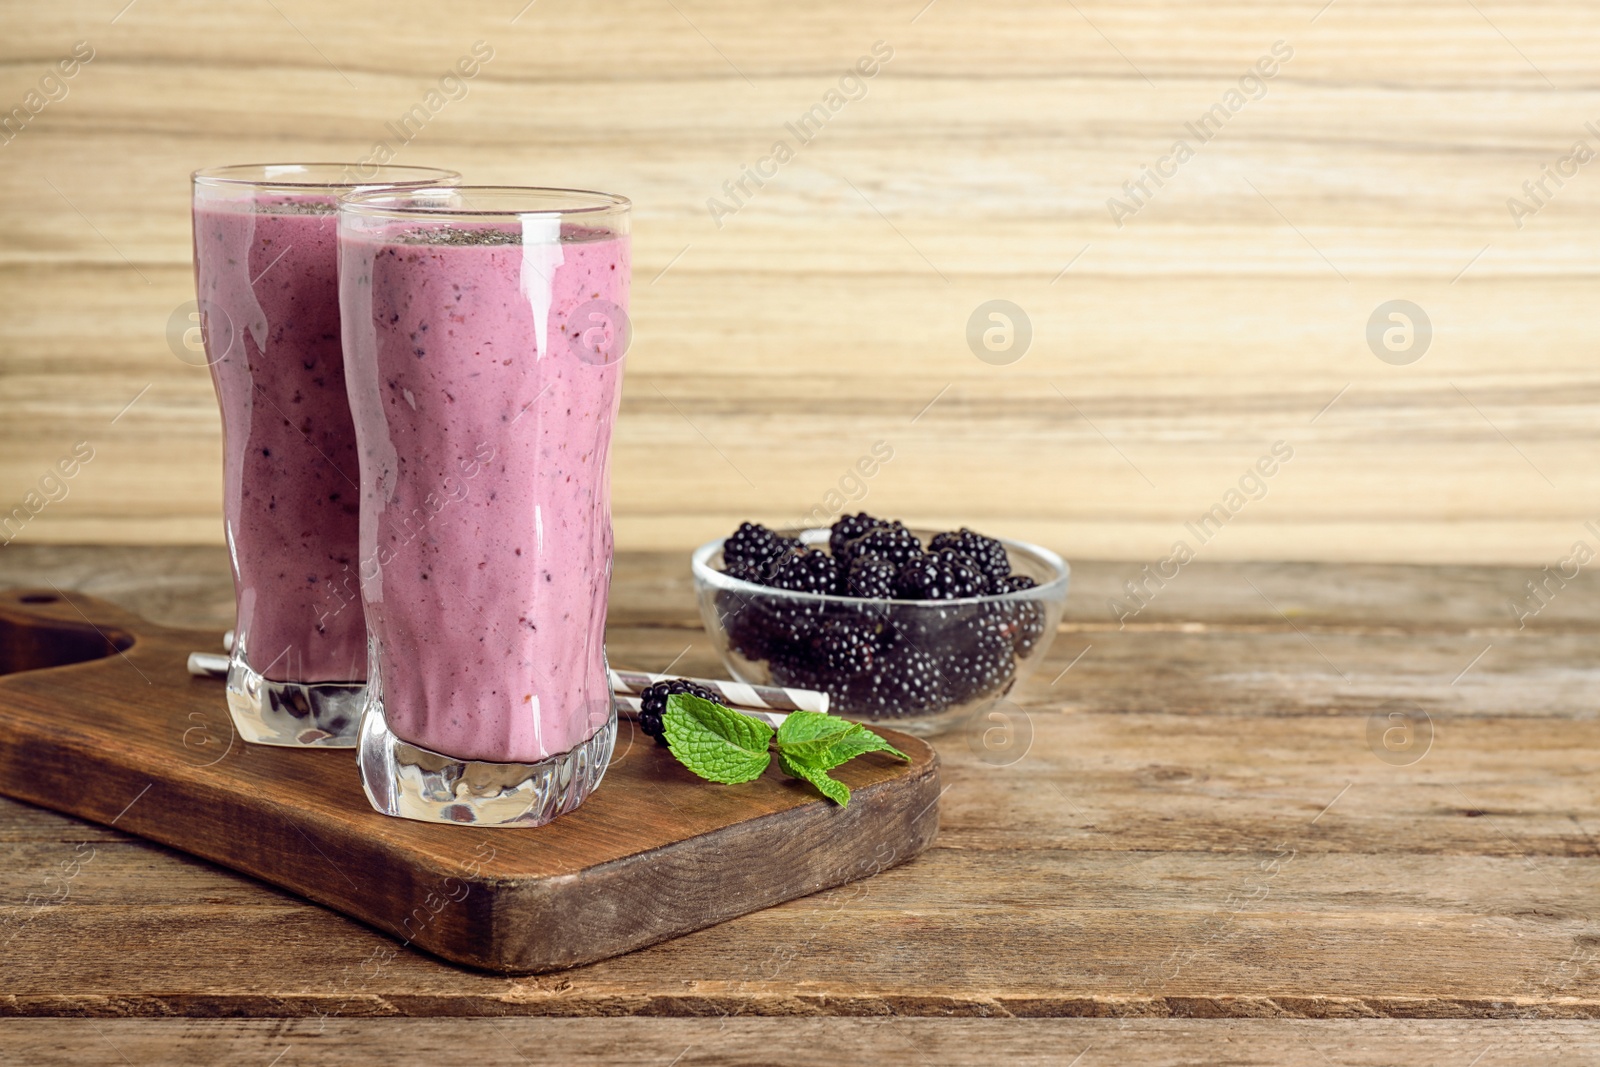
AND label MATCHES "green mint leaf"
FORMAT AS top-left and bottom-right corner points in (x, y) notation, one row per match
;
(776, 710), (858, 747)
(774, 734), (852, 768)
(663, 693), (773, 784)
(777, 750), (851, 806)
(827, 726), (910, 765)
(774, 717), (911, 805)
(777, 716), (911, 772)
